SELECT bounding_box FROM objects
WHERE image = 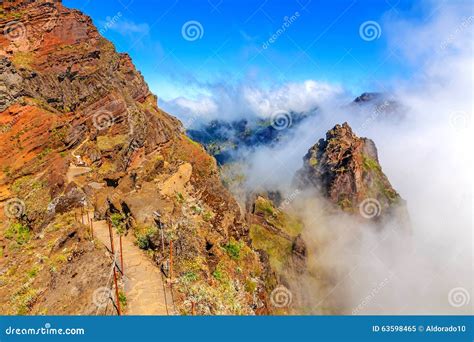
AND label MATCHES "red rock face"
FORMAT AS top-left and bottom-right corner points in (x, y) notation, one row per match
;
(0, 0), (181, 199)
